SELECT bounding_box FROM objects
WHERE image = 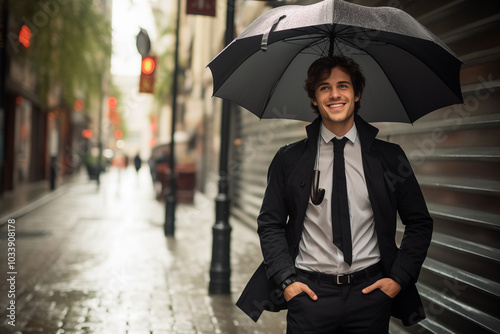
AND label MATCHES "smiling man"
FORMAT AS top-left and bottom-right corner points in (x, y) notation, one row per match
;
(310, 65), (360, 135)
(237, 56), (433, 333)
